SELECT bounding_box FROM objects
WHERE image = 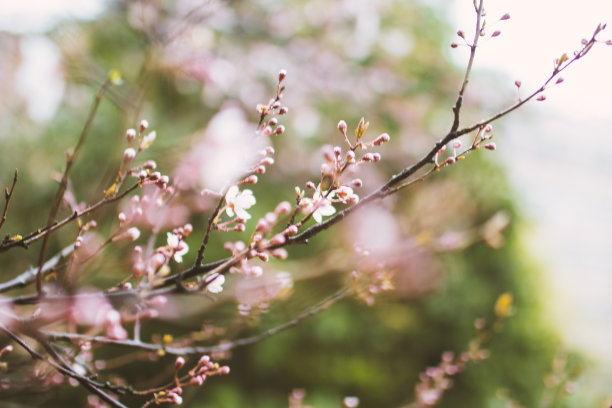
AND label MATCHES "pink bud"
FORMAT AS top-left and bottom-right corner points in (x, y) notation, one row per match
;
(267, 118), (278, 127)
(199, 355), (210, 366)
(139, 120), (149, 132)
(143, 160), (157, 169)
(371, 153), (381, 162)
(255, 165), (266, 174)
(555, 77), (564, 84)
(284, 225), (299, 235)
(450, 42), (458, 48)
(345, 150), (356, 162)
(362, 153), (374, 162)
(305, 181), (316, 190)
(150, 253), (166, 269)
(484, 125), (492, 133)
(274, 125), (285, 135)
(279, 107), (288, 115)
(272, 101), (281, 110)
(491, 30), (501, 37)
(438, 145), (447, 155)
(270, 248), (288, 259)
(125, 128), (136, 143)
(255, 219), (270, 233)
(274, 201), (292, 215)
(453, 140), (462, 149)
(500, 13), (510, 20)
(219, 366), (230, 375)
(514, 80), (522, 88)
(278, 69), (287, 82)
(337, 120), (347, 133)
(242, 175), (258, 184)
(125, 227), (140, 241)
(457, 30), (465, 38)
(351, 178), (363, 188)
(269, 234), (286, 246)
(123, 148), (136, 163)
(484, 142), (497, 150)
(536, 94), (546, 101)
(259, 157), (274, 166)
(446, 157), (456, 164)
(175, 356), (185, 369)
(333, 146), (342, 157)
(118, 212), (127, 222)
(373, 133), (390, 146)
